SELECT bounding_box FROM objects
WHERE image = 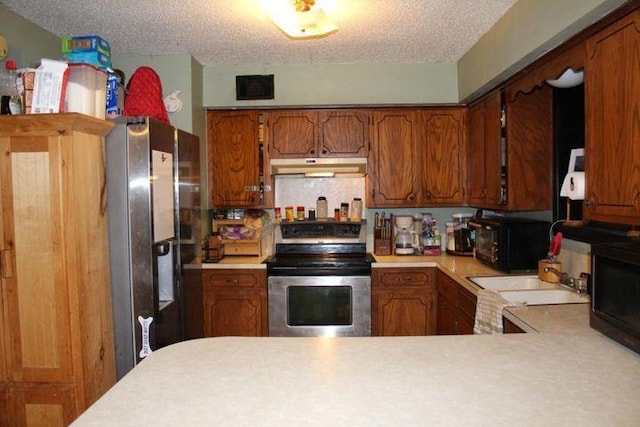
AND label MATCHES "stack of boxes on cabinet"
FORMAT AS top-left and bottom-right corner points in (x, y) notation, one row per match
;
(3, 34), (123, 119)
